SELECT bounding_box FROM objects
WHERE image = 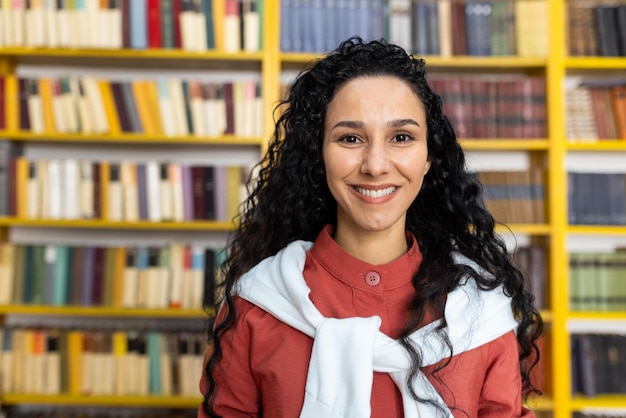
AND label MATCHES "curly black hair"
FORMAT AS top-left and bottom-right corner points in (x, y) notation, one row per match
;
(202, 37), (543, 417)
